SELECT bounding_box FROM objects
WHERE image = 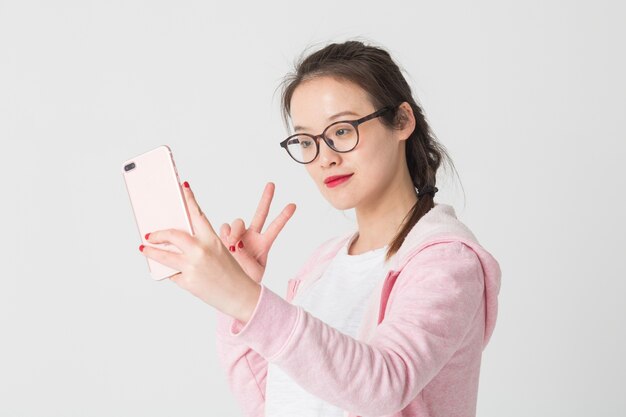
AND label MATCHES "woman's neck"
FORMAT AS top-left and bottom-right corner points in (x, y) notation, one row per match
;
(349, 177), (419, 256)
